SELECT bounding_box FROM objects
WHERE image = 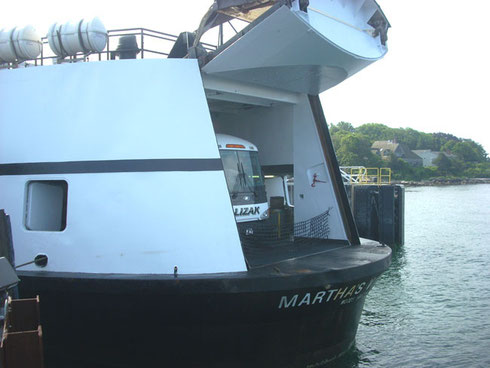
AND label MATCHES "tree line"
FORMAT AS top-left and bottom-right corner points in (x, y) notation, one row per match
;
(329, 122), (490, 180)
